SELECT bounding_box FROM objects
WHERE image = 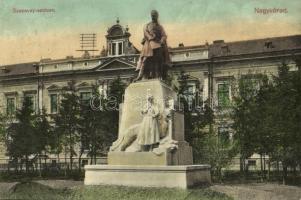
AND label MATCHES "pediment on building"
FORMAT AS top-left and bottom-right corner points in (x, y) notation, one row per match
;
(94, 58), (136, 71)
(77, 82), (91, 89)
(47, 84), (60, 91)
